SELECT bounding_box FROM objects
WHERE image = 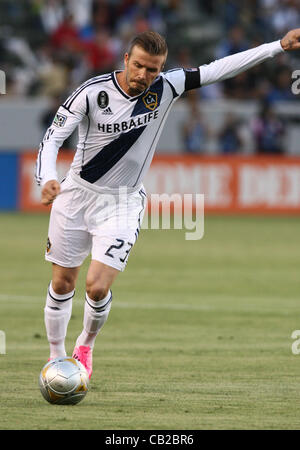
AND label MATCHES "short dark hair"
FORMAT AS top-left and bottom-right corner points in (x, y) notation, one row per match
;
(128, 31), (168, 57)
